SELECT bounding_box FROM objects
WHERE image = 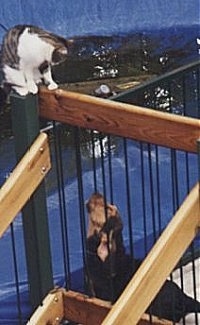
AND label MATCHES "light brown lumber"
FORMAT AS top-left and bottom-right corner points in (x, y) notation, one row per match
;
(39, 88), (200, 153)
(63, 290), (173, 325)
(0, 133), (51, 237)
(27, 288), (64, 324)
(28, 289), (173, 325)
(102, 182), (200, 325)
(63, 290), (111, 325)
